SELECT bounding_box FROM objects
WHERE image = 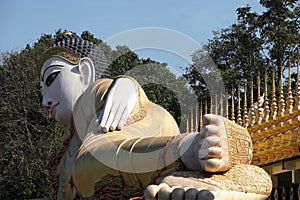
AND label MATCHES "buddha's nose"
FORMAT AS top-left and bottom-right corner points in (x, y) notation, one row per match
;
(42, 93), (52, 108)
